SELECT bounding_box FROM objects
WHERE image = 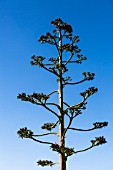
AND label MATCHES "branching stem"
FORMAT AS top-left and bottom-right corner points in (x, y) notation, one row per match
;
(30, 137), (53, 145)
(48, 90), (58, 96)
(42, 103), (59, 118)
(74, 145), (93, 154)
(64, 53), (74, 66)
(64, 78), (87, 86)
(68, 127), (95, 132)
(33, 132), (59, 137)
